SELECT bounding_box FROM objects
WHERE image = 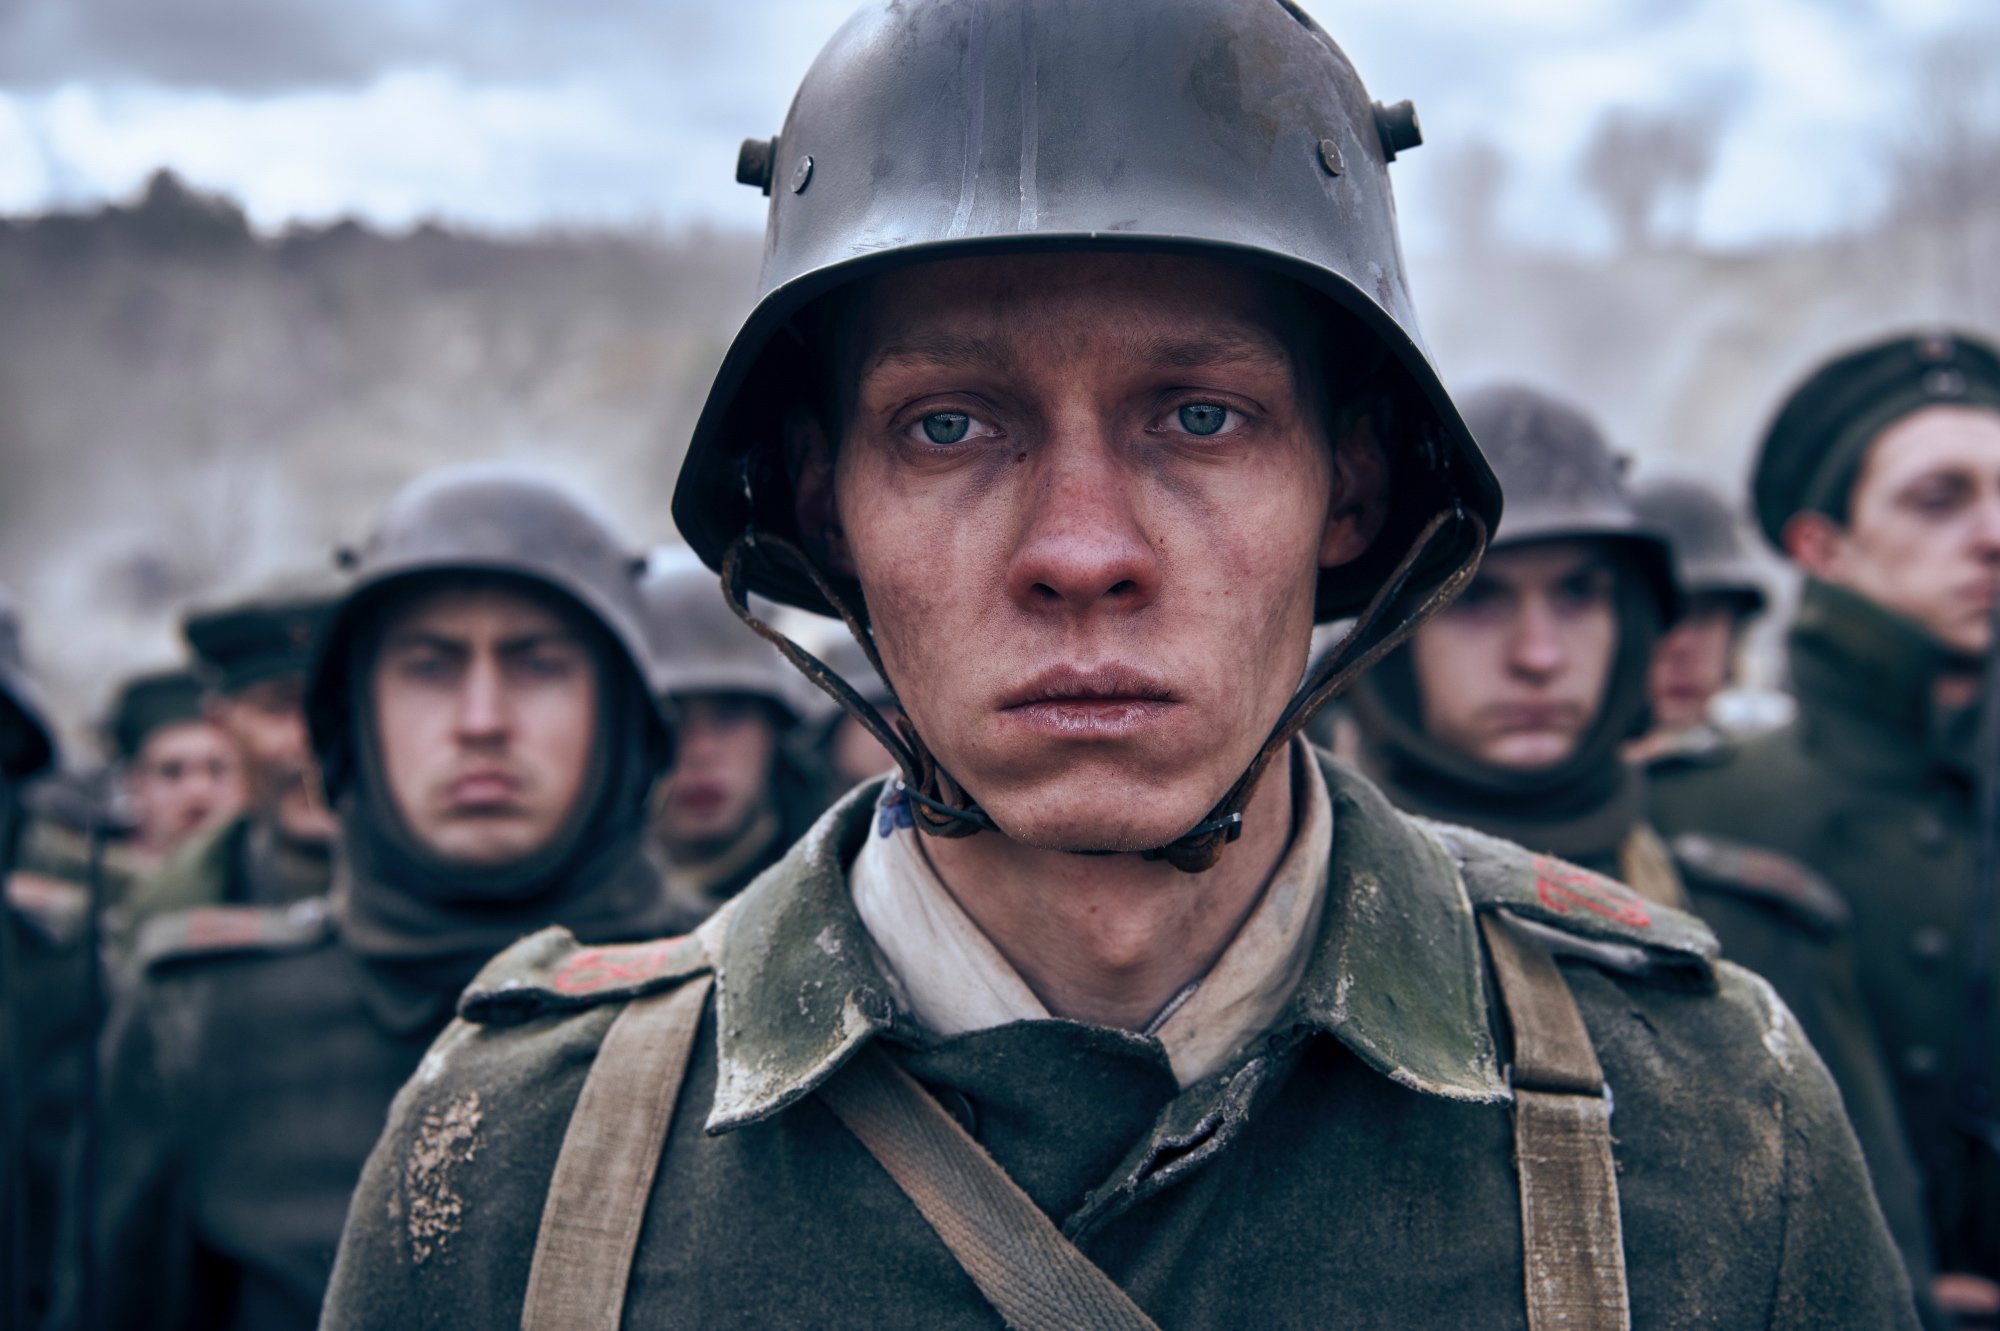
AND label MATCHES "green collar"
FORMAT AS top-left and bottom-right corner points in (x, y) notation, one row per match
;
(703, 754), (1506, 1132)
(1789, 578), (1974, 775)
